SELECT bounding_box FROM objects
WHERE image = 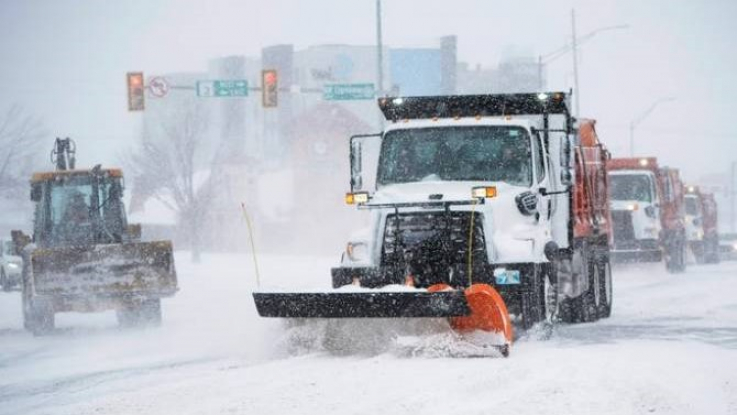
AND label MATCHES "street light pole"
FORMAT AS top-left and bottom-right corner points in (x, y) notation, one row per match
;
(376, 0), (384, 96)
(537, 16), (627, 99)
(729, 161), (737, 233)
(628, 97), (676, 156)
(571, 9), (580, 119)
